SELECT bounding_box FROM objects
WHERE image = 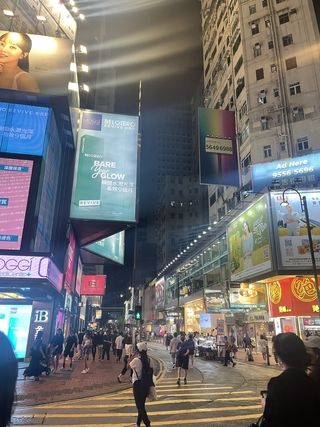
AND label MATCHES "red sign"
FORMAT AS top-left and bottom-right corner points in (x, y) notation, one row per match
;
(81, 275), (106, 296)
(267, 277), (319, 317)
(64, 229), (76, 293)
